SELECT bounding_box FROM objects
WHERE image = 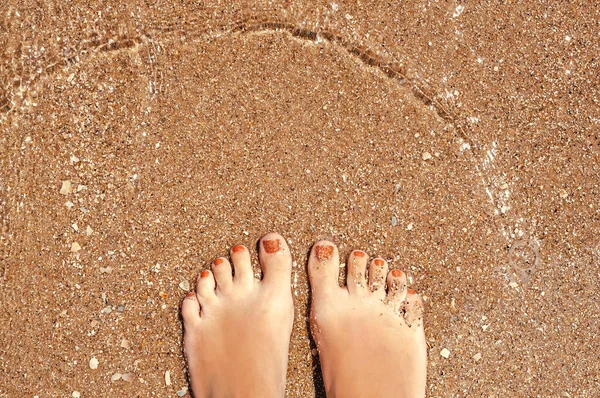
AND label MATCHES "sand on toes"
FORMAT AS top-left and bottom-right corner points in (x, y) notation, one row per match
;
(181, 232), (294, 398)
(308, 240), (427, 398)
